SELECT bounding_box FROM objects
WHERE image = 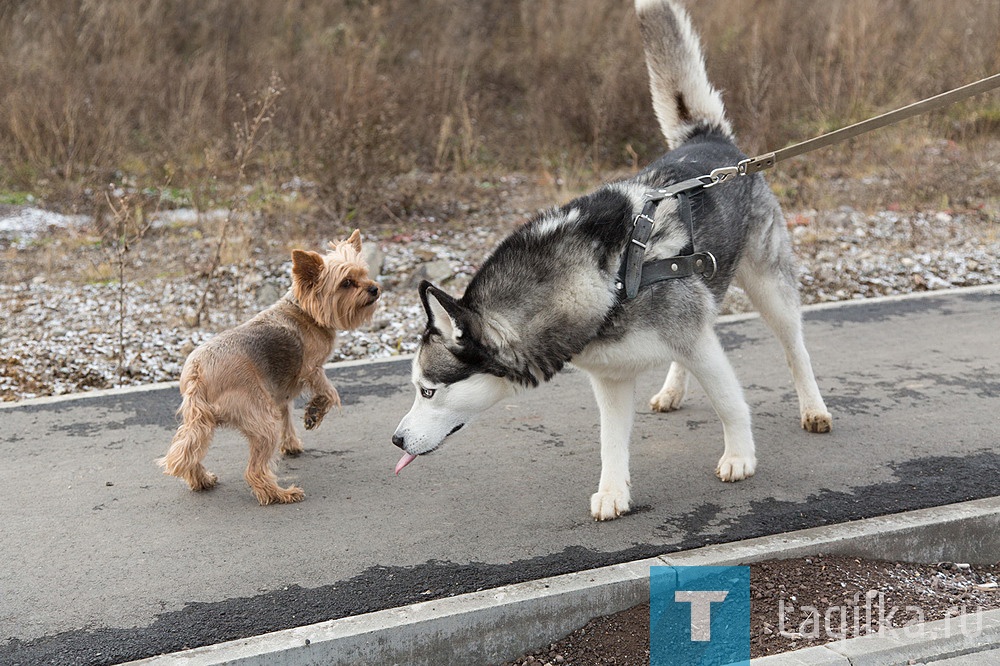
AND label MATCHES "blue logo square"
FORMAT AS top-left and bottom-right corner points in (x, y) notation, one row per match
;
(650, 565), (750, 666)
